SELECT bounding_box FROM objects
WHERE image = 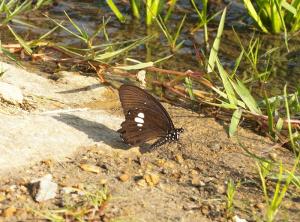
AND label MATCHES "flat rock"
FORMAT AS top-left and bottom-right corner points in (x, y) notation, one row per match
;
(0, 82), (23, 104)
(0, 62), (107, 105)
(0, 62), (125, 175)
(0, 110), (124, 175)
